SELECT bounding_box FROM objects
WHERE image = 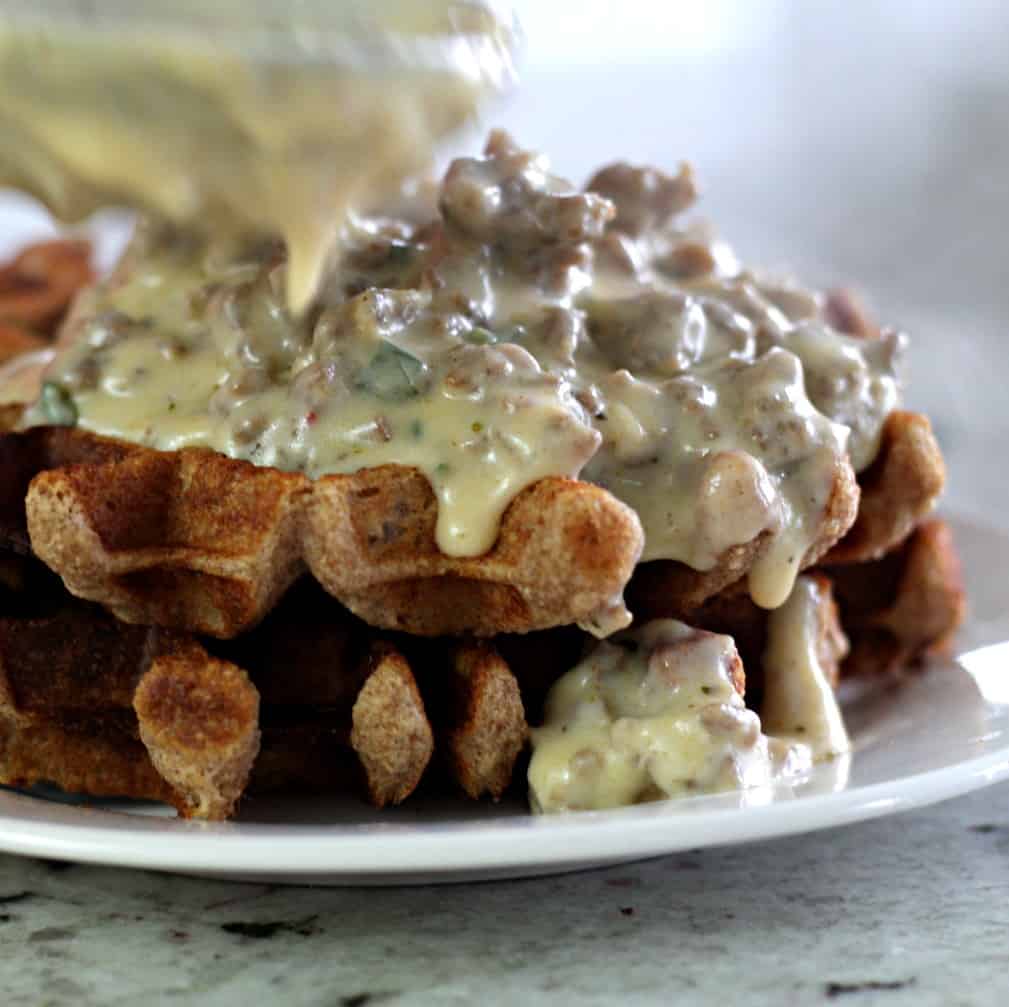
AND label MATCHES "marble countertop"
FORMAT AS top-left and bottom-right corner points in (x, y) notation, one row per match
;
(0, 784), (1006, 1006)
(2, 5), (1008, 1005)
